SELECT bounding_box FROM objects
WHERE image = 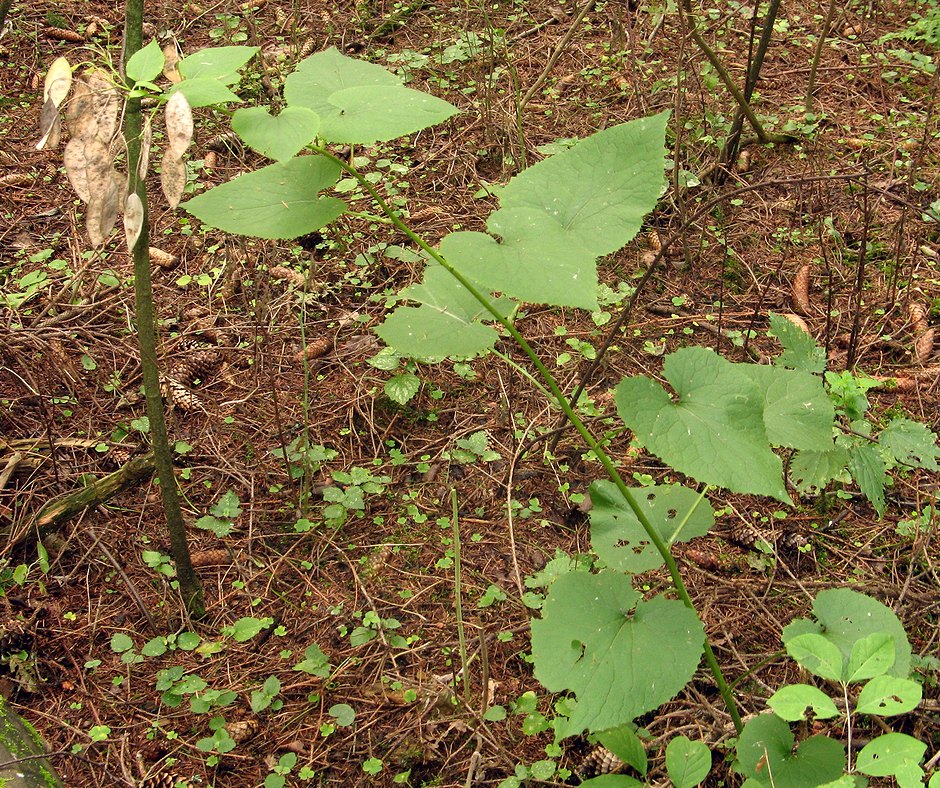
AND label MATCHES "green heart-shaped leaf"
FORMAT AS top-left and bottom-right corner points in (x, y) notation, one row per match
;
(231, 106), (320, 161)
